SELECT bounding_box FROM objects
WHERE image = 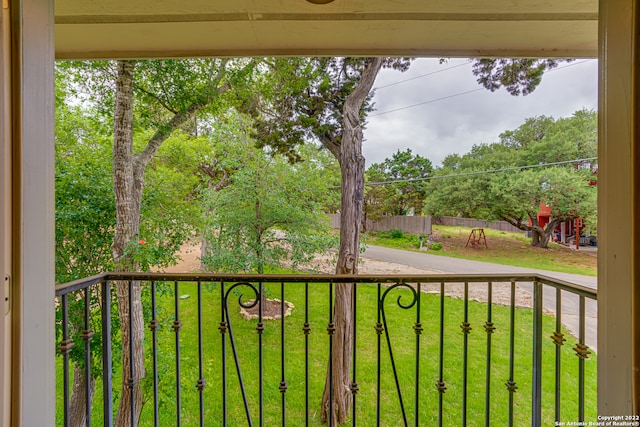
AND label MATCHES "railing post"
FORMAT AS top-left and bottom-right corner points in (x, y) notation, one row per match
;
(351, 282), (359, 427)
(532, 280), (543, 427)
(219, 281), (227, 427)
(303, 282), (310, 427)
(82, 288), (94, 427)
(150, 281), (159, 427)
(173, 281), (182, 427)
(59, 294), (71, 427)
(101, 280), (113, 427)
